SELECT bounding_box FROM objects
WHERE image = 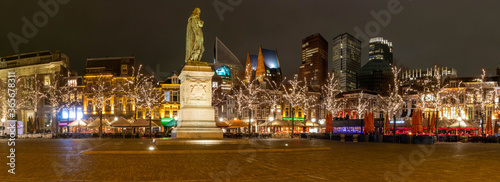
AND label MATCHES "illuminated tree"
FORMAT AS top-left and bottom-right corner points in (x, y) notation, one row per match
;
(472, 69), (494, 137)
(377, 66), (405, 136)
(355, 91), (371, 119)
(137, 77), (164, 137)
(85, 73), (116, 138)
(264, 79), (282, 132)
(282, 74), (305, 138)
(121, 64), (149, 120)
(322, 72), (342, 130)
(25, 74), (47, 132)
(299, 79), (318, 126)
